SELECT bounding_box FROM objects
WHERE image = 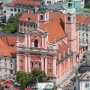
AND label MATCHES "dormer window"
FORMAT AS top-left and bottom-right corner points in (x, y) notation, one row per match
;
(40, 15), (43, 20)
(26, 18), (30, 21)
(28, 18), (30, 20)
(34, 39), (38, 47)
(67, 17), (70, 21)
